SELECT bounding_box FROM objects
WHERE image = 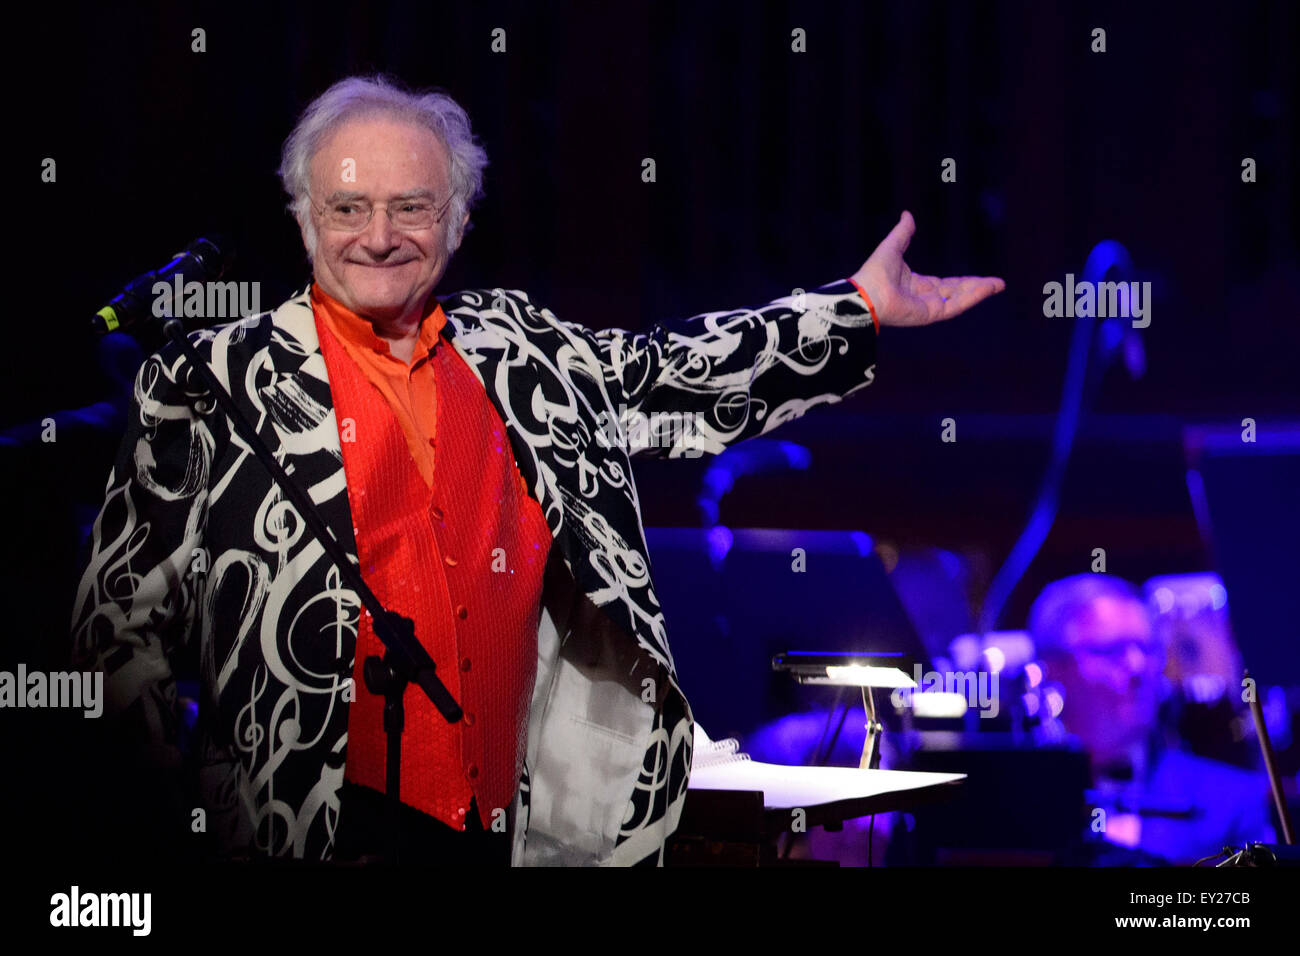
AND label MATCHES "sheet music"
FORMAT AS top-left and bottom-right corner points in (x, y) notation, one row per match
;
(690, 722), (965, 809)
(691, 722), (752, 769)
